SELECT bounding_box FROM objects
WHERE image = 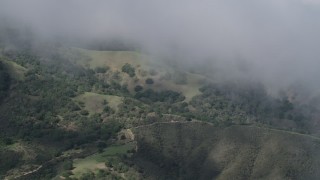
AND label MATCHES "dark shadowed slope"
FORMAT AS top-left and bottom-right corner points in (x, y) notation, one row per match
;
(133, 122), (320, 180)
